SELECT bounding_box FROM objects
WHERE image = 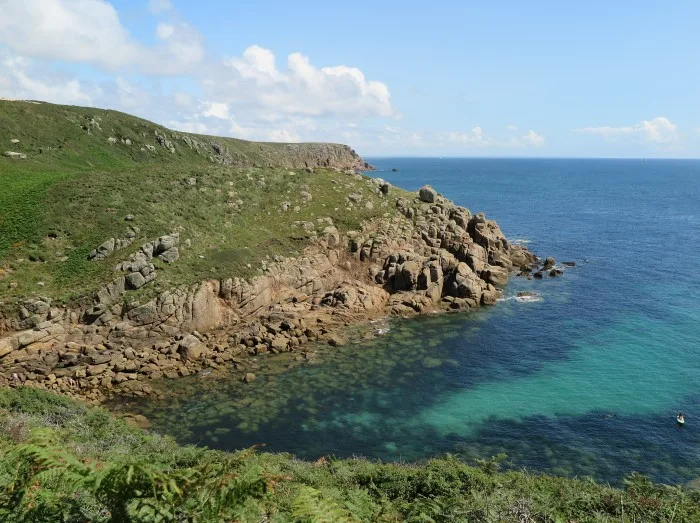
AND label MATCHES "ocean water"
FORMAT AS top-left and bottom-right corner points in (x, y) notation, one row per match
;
(124, 158), (700, 485)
